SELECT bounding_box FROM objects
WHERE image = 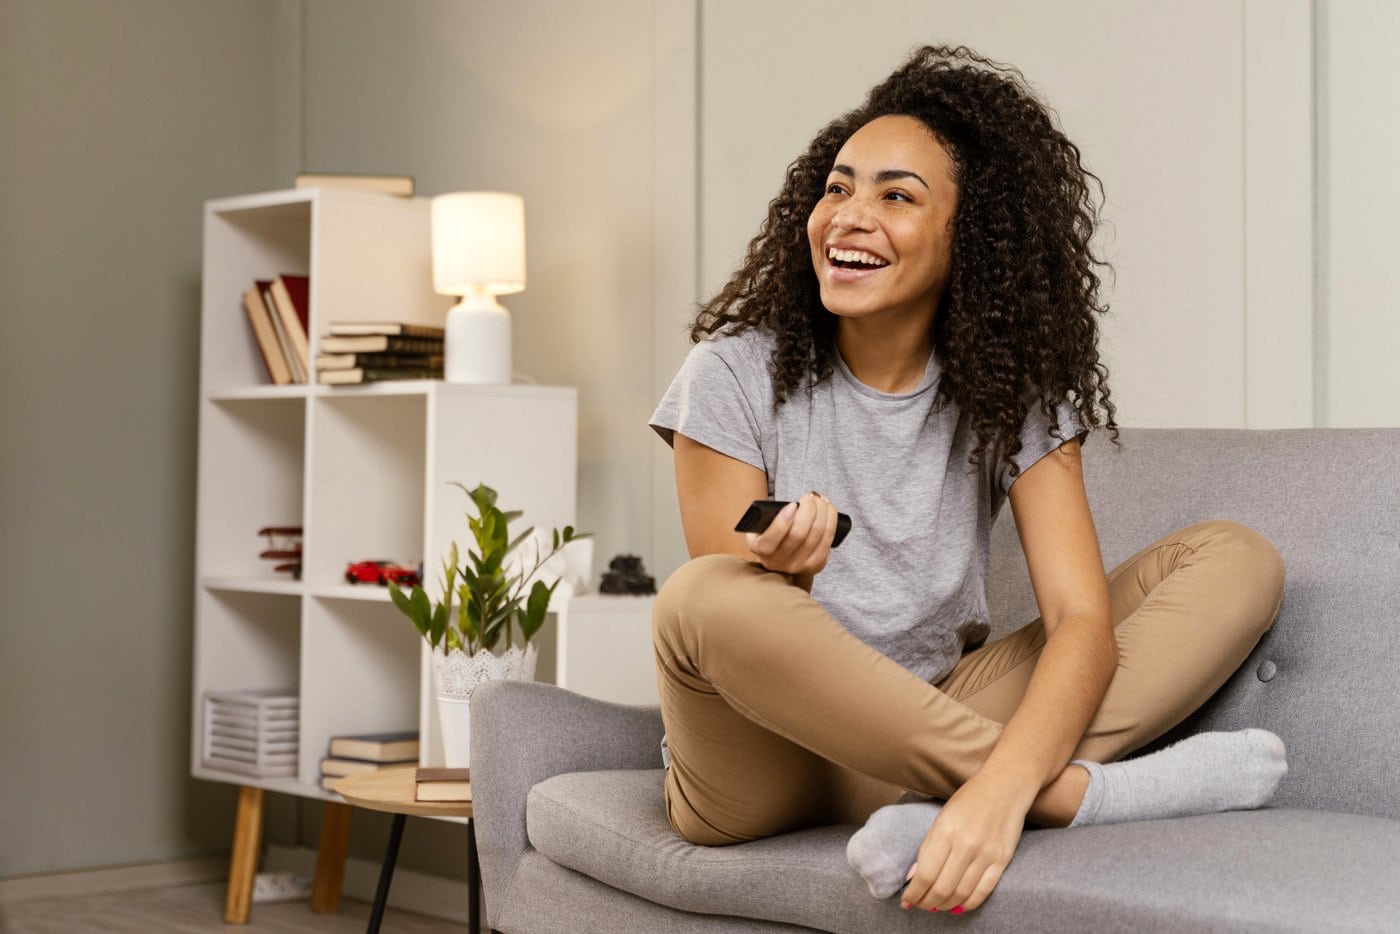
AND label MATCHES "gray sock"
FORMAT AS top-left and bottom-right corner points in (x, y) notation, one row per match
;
(846, 801), (942, 898)
(1070, 728), (1287, 828)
